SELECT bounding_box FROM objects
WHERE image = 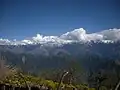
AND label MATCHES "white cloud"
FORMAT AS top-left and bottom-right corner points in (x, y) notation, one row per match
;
(60, 28), (87, 41)
(99, 28), (120, 41)
(60, 28), (120, 42)
(60, 28), (104, 41)
(22, 40), (33, 44)
(0, 28), (120, 45)
(86, 33), (103, 41)
(32, 34), (43, 42)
